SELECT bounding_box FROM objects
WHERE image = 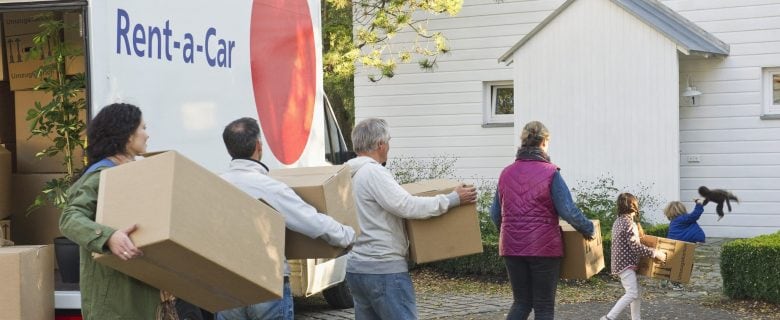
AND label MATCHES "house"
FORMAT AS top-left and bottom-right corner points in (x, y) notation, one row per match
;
(354, 0), (780, 238)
